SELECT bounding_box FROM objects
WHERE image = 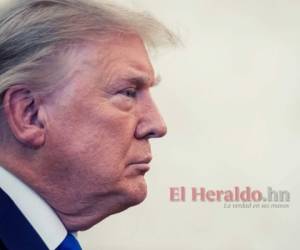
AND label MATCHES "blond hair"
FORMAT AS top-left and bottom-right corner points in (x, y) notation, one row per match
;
(0, 0), (177, 141)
